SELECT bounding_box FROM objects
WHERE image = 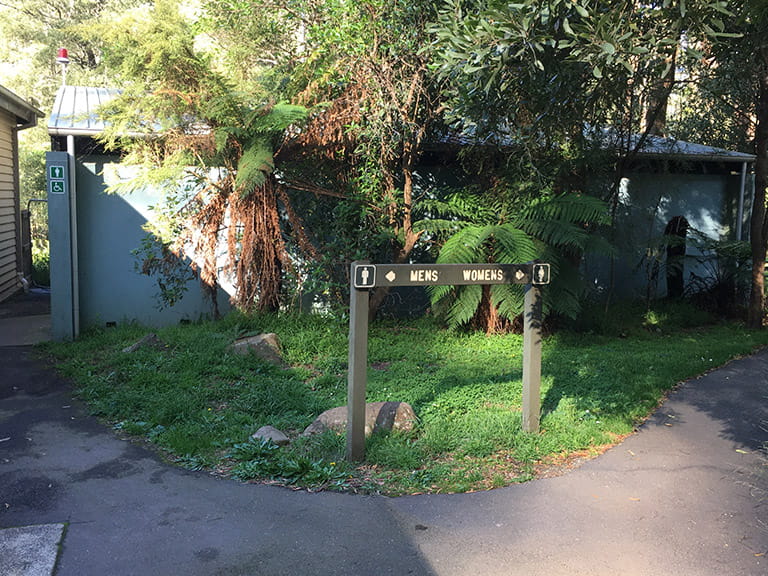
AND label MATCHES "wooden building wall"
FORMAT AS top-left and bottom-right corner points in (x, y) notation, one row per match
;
(0, 108), (20, 302)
